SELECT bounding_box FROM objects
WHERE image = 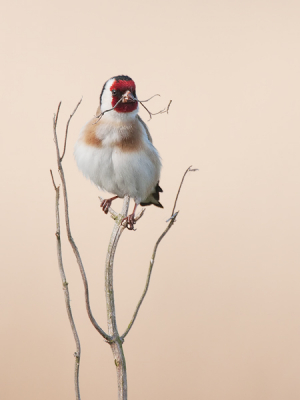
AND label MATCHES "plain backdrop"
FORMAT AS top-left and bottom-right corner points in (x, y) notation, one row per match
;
(1, 1), (300, 399)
